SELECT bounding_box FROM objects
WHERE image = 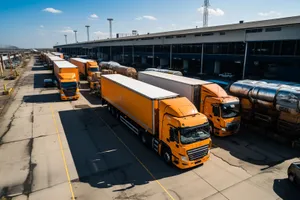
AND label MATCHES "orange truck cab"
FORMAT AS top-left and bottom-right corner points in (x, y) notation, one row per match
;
(138, 71), (241, 137)
(101, 74), (211, 169)
(70, 58), (99, 89)
(53, 61), (80, 100)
